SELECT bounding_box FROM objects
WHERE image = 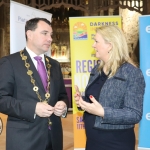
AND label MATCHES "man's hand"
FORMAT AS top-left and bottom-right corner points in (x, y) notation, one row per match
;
(54, 101), (67, 116)
(35, 102), (54, 117)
